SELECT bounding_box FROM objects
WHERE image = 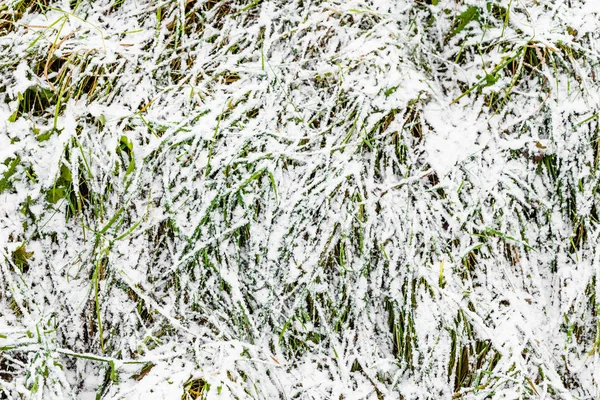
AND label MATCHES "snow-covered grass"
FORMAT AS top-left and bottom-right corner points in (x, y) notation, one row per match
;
(1, 0), (599, 398)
